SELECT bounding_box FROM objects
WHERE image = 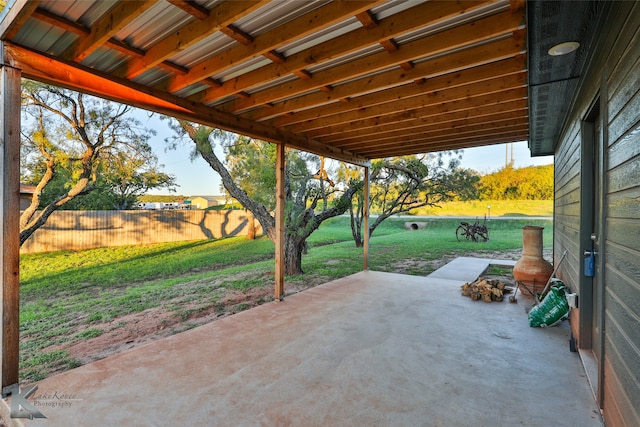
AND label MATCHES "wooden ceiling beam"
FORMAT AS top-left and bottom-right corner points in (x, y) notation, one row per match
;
(166, 0), (210, 20)
(0, 0), (40, 39)
(280, 71), (527, 129)
(31, 7), (193, 76)
(197, 0), (495, 103)
(355, 10), (378, 29)
(280, 74), (527, 133)
(327, 118), (529, 149)
(223, 9), (524, 113)
(308, 99), (528, 139)
(362, 131), (529, 159)
(363, 135), (530, 158)
(163, 1), (384, 93)
(3, 0), (532, 164)
(326, 111), (529, 147)
(62, 0), (157, 63)
(304, 99), (529, 146)
(324, 109), (528, 146)
(259, 56), (526, 124)
(32, 7), (89, 36)
(262, 50), (285, 64)
(286, 86), (527, 134)
(220, 24), (254, 45)
(116, 0), (268, 80)
(4, 42), (368, 166)
(379, 39), (399, 53)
